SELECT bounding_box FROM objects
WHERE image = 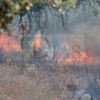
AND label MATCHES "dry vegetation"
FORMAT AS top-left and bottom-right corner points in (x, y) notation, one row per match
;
(0, 52), (100, 100)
